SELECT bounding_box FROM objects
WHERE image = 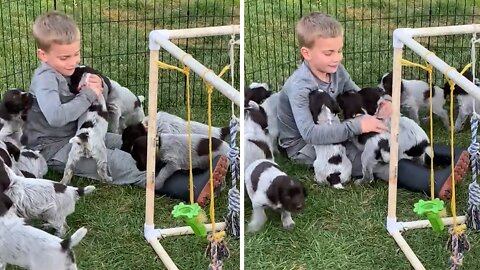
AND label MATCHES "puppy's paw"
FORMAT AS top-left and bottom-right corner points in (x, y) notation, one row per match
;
(354, 178), (369, 186)
(282, 220), (295, 230)
(332, 183), (345, 189)
(247, 222), (264, 233)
